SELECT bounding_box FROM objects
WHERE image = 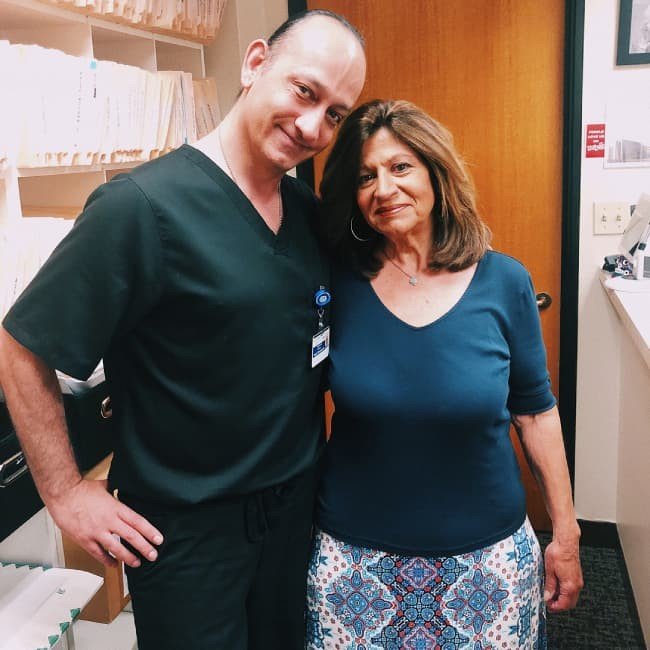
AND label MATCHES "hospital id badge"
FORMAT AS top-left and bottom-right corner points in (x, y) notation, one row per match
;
(311, 326), (330, 368)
